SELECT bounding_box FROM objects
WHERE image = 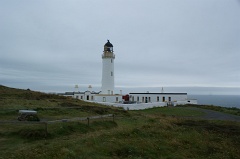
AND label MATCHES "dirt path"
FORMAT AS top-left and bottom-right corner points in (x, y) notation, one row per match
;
(186, 107), (240, 122)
